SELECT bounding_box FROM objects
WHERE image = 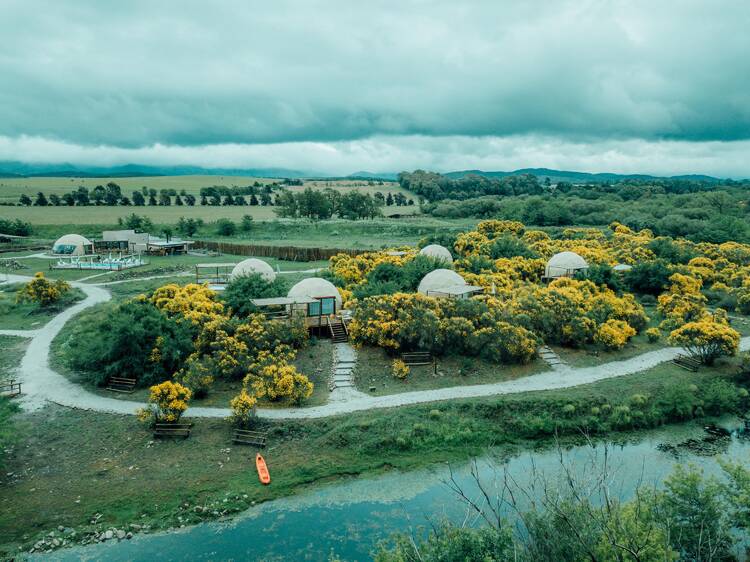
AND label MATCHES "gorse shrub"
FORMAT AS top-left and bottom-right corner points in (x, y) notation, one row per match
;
(16, 272), (70, 307)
